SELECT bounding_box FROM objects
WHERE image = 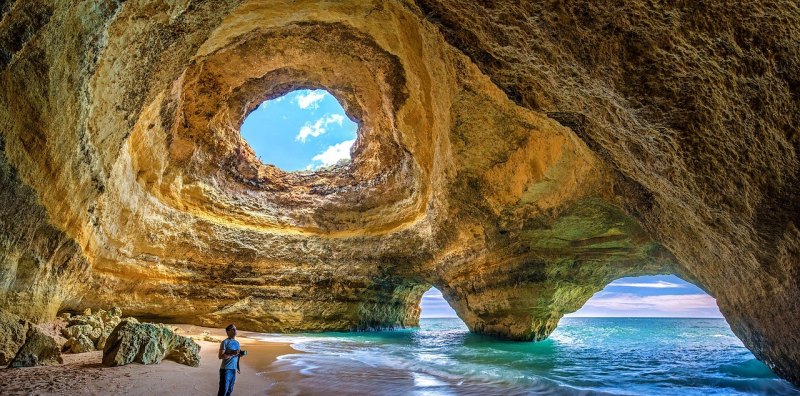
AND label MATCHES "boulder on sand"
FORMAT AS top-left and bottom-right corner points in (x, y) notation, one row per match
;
(96, 327), (114, 350)
(0, 312), (29, 366)
(8, 325), (63, 367)
(64, 334), (95, 354)
(102, 320), (200, 367)
(62, 324), (94, 340)
(0, 311), (62, 367)
(59, 307), (125, 352)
